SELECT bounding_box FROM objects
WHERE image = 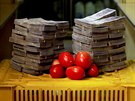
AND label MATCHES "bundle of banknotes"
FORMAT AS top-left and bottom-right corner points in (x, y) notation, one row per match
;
(72, 8), (127, 72)
(9, 18), (69, 75)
